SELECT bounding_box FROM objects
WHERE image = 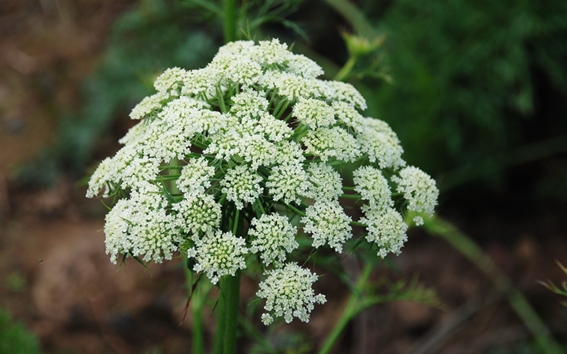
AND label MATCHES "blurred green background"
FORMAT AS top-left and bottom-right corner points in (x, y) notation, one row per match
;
(12, 0), (567, 197)
(1, 0), (566, 353)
